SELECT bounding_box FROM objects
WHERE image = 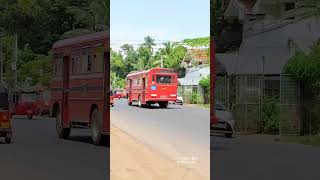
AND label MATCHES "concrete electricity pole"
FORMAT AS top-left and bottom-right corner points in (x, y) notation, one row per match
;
(12, 33), (18, 88)
(0, 32), (3, 84)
